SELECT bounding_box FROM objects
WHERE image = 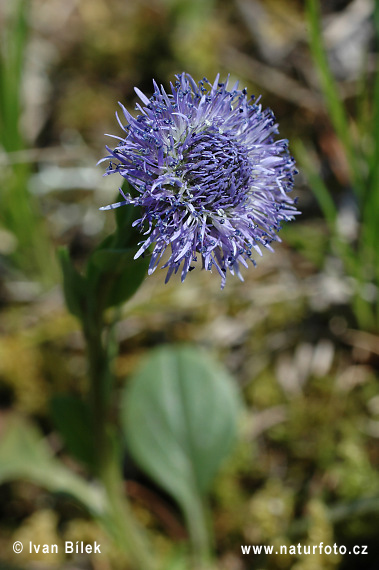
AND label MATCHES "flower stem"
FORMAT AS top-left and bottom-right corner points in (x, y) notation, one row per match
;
(83, 310), (156, 570)
(101, 456), (156, 570)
